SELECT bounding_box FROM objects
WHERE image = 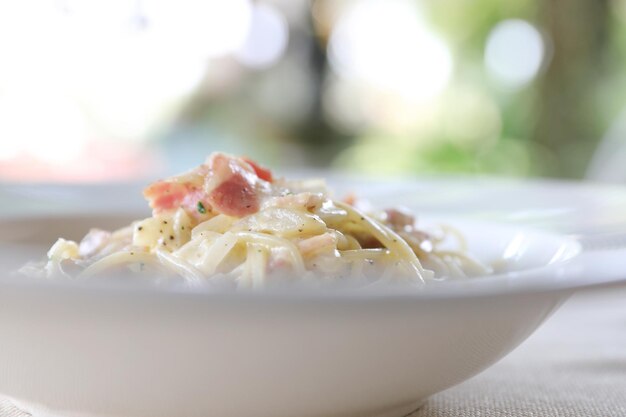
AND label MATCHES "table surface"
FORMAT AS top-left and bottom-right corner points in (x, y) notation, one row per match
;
(1, 286), (625, 417)
(410, 286), (626, 417)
